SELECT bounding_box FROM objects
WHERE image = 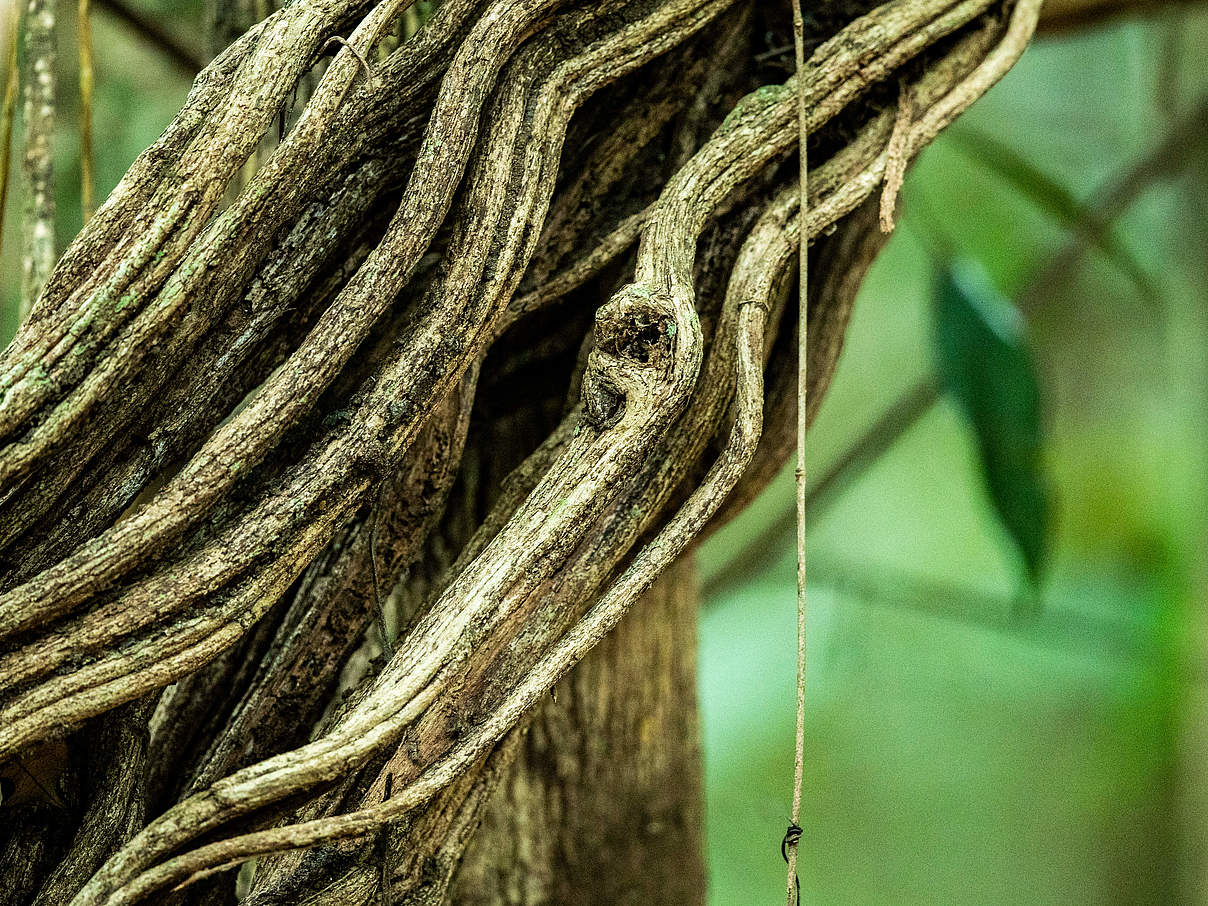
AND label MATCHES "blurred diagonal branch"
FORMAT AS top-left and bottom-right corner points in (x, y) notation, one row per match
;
(704, 93), (1208, 604)
(703, 379), (938, 599)
(811, 556), (1173, 665)
(95, 0), (205, 74)
(1019, 95), (1208, 310)
(948, 126), (1160, 302)
(1038, 0), (1207, 32)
